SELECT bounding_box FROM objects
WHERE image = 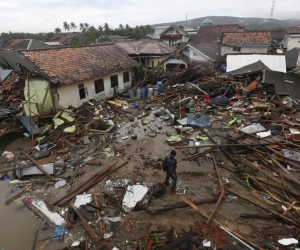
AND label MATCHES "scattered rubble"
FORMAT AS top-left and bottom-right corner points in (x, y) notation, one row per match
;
(1, 64), (300, 250)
